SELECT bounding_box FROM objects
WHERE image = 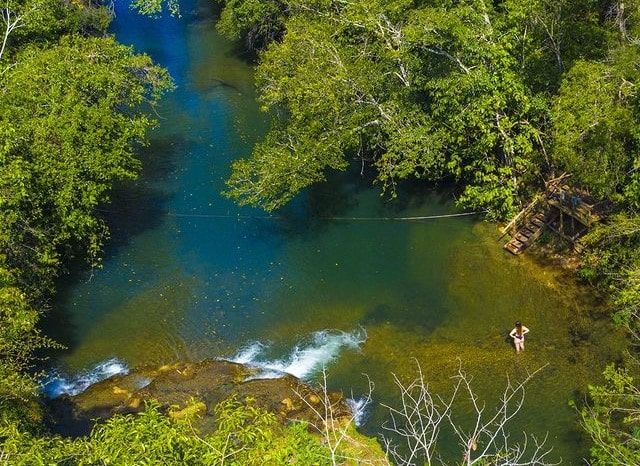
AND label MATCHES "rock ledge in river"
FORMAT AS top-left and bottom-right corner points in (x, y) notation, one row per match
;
(47, 359), (352, 437)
